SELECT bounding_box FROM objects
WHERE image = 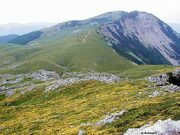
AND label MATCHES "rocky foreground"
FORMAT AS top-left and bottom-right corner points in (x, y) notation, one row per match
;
(0, 68), (179, 134)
